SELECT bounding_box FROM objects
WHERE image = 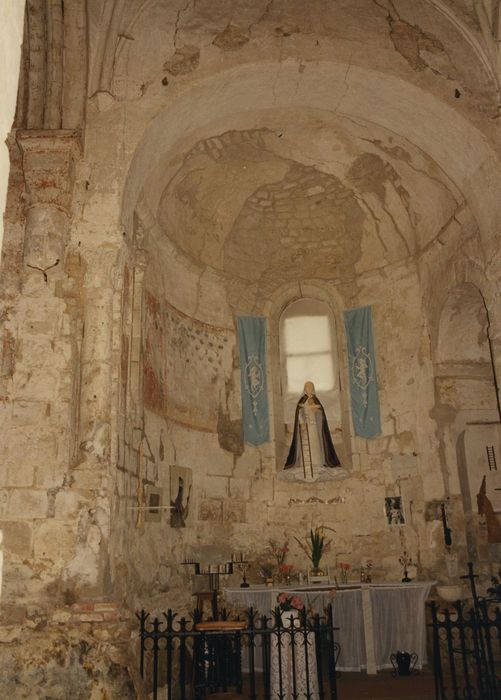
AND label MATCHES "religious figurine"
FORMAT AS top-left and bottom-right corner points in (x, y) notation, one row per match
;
(477, 476), (501, 542)
(281, 381), (345, 482)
